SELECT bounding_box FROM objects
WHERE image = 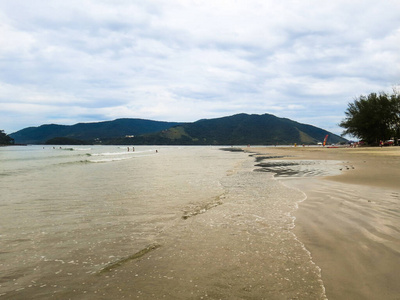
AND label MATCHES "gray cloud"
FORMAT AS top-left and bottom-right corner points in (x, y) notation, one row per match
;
(1, 0), (399, 135)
